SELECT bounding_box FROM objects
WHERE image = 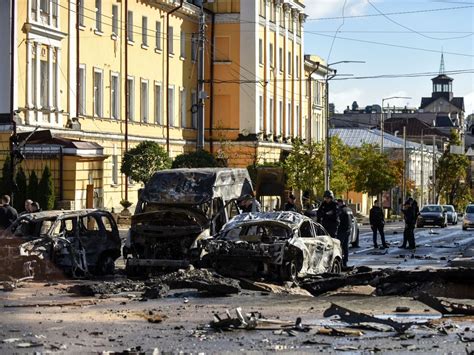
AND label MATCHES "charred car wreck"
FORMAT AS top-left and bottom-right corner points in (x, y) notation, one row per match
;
(0, 210), (121, 278)
(125, 168), (253, 274)
(203, 212), (343, 281)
